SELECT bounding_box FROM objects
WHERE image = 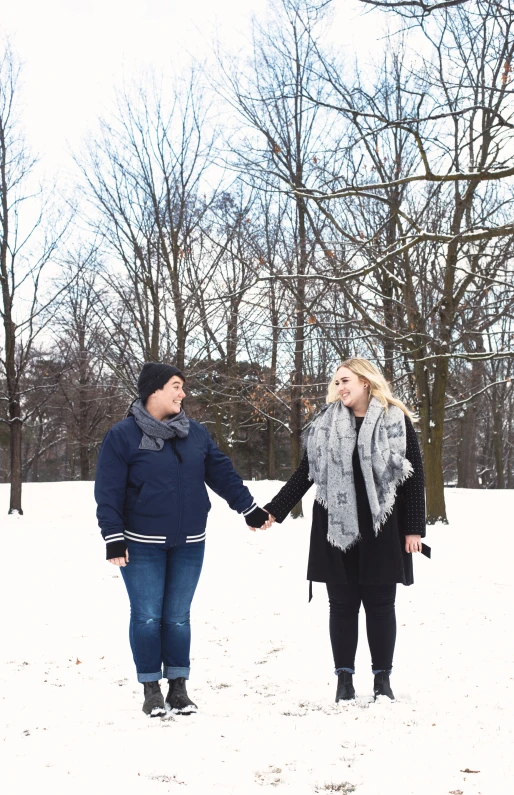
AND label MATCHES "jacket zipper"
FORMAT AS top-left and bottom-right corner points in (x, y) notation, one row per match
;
(175, 440), (182, 544)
